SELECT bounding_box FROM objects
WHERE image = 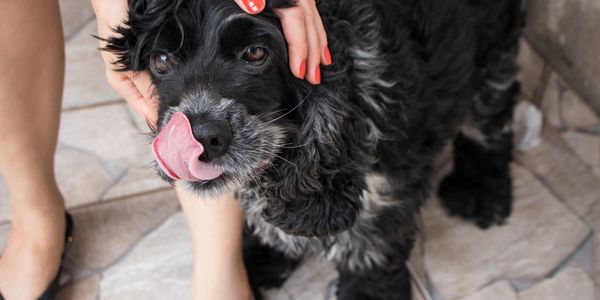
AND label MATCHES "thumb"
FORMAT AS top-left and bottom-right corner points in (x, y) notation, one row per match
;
(234, 0), (266, 14)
